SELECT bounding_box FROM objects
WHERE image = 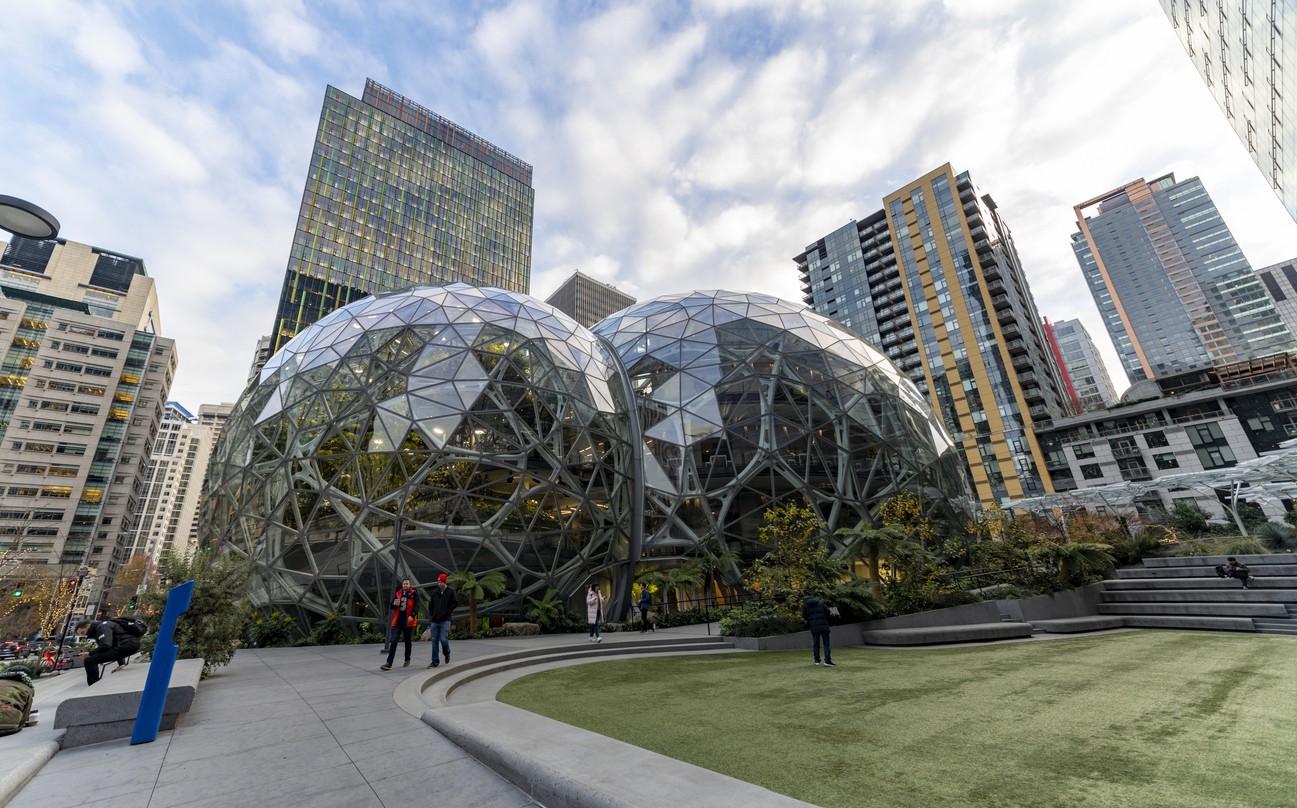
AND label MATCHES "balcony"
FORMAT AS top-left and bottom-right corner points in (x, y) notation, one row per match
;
(968, 225), (986, 240)
(1018, 370), (1038, 384)
(973, 238), (993, 255)
(981, 259), (1001, 280)
(985, 279), (1006, 294)
(1005, 338), (1028, 355)
(1044, 457), (1070, 471)
(991, 293), (1012, 310)
(1022, 385), (1046, 402)
(1028, 404), (1050, 419)
(1001, 323), (1021, 338)
(803, 293), (815, 305)
(959, 187), (975, 203)
(1272, 397), (1297, 413)
(996, 308), (1016, 323)
(1112, 445), (1142, 458)
(1120, 466), (1153, 482)
(1012, 354), (1032, 369)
